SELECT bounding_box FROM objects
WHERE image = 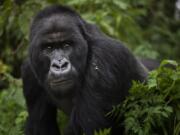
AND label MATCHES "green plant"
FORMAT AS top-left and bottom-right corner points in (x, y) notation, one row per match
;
(0, 73), (26, 135)
(94, 128), (111, 135)
(108, 60), (180, 135)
